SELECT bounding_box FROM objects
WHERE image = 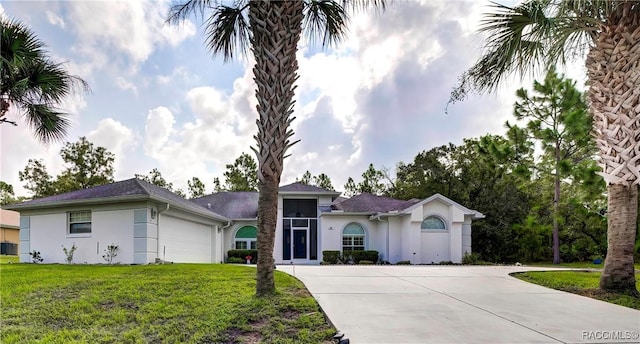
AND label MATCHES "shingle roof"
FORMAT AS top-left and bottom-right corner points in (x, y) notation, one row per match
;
(279, 182), (340, 194)
(5, 178), (228, 221)
(192, 192), (259, 219)
(334, 193), (418, 213)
